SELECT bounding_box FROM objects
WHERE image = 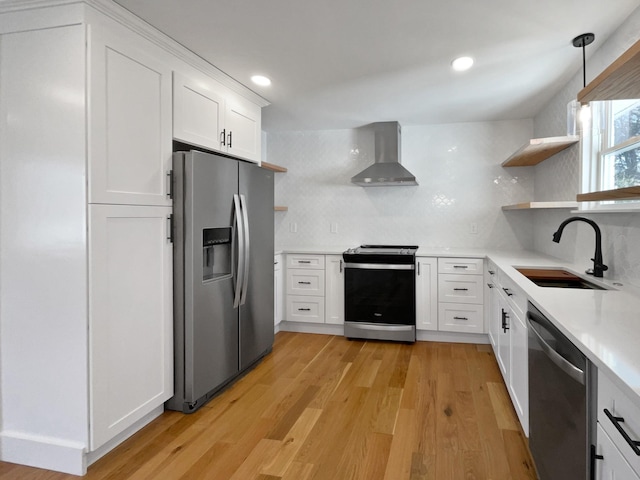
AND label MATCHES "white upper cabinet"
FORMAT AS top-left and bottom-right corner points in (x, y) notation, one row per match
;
(173, 70), (262, 163)
(89, 21), (173, 206)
